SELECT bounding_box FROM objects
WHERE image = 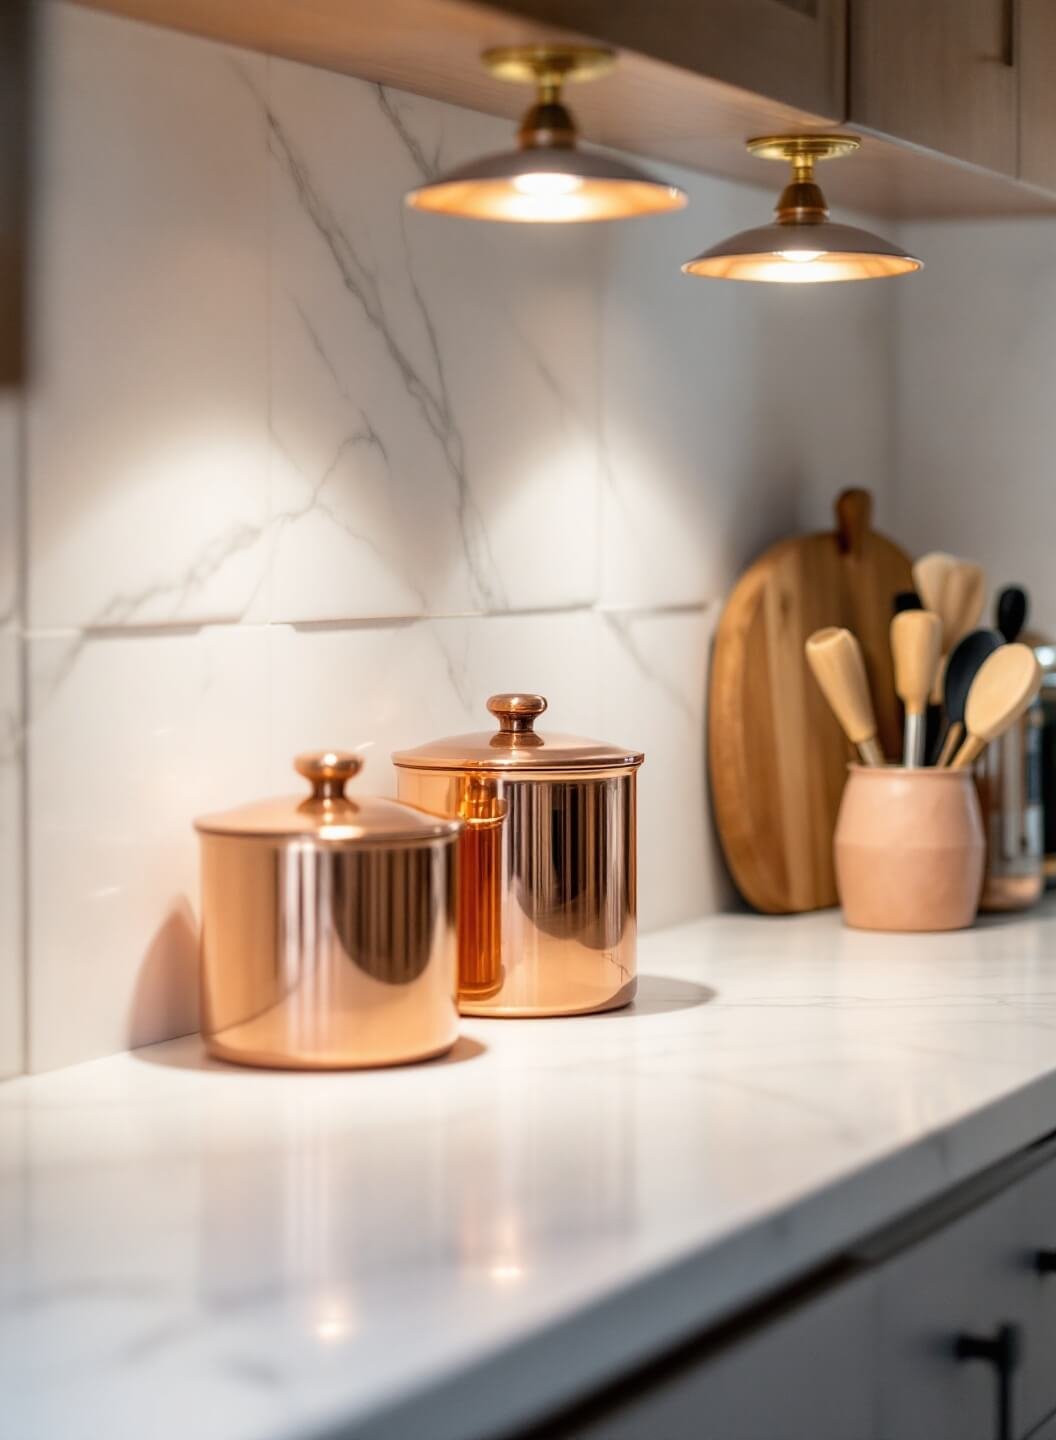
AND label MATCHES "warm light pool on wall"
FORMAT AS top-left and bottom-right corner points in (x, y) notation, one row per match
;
(682, 134), (922, 283)
(405, 46), (686, 223)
